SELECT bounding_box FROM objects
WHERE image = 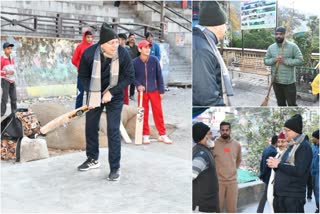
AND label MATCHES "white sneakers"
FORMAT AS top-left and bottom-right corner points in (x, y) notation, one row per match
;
(143, 135), (151, 144)
(158, 135), (173, 144)
(142, 135), (173, 144)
